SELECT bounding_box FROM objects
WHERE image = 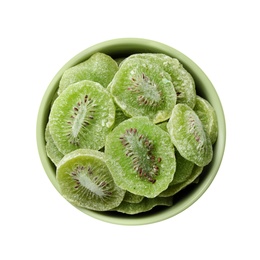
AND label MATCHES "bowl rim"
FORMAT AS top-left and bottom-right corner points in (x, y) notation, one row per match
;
(36, 38), (226, 225)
